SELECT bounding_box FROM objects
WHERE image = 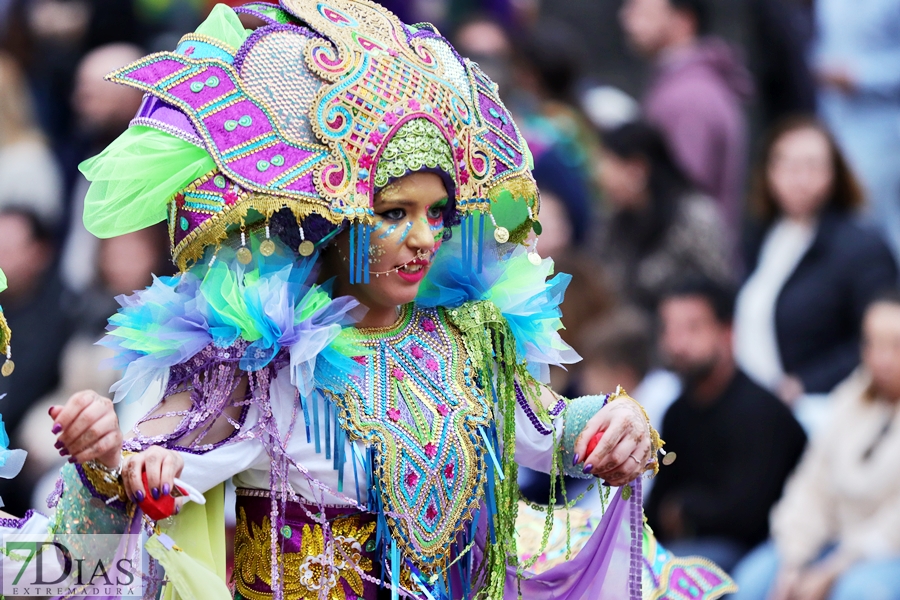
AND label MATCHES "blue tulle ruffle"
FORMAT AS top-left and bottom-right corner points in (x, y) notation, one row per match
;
(101, 236), (362, 404)
(417, 237), (580, 381)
